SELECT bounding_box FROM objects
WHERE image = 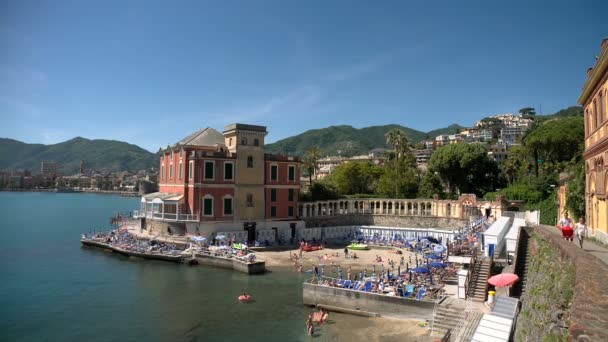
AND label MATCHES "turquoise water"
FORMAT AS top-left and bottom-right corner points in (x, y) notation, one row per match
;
(0, 192), (315, 342)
